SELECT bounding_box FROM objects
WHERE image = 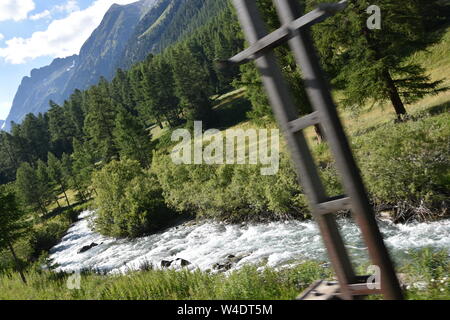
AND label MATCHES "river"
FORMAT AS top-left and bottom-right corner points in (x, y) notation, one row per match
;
(48, 210), (450, 274)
